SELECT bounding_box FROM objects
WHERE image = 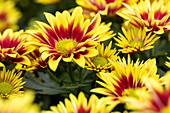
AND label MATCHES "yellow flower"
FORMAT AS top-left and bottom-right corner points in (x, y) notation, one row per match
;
(85, 41), (119, 72)
(114, 25), (160, 53)
(35, 0), (60, 4)
(76, 0), (138, 18)
(0, 67), (25, 98)
(43, 92), (118, 113)
(27, 7), (114, 71)
(91, 55), (159, 100)
(165, 57), (170, 68)
(0, 0), (21, 32)
(0, 29), (34, 65)
(117, 0), (170, 34)
(124, 71), (170, 113)
(0, 91), (40, 113)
